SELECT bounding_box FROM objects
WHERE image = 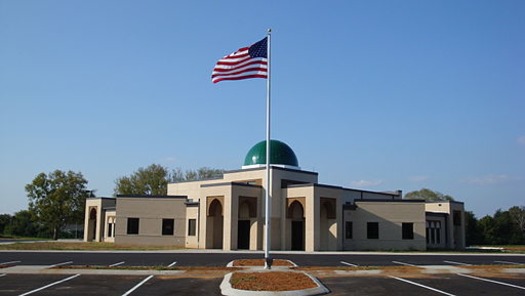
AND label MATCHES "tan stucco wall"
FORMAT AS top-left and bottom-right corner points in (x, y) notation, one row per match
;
(185, 206), (199, 248)
(425, 201), (466, 249)
(344, 201), (426, 251)
(84, 198), (115, 242)
(115, 197), (187, 246)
